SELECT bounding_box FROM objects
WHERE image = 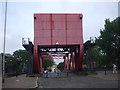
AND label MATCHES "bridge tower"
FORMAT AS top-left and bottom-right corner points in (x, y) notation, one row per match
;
(33, 14), (84, 73)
